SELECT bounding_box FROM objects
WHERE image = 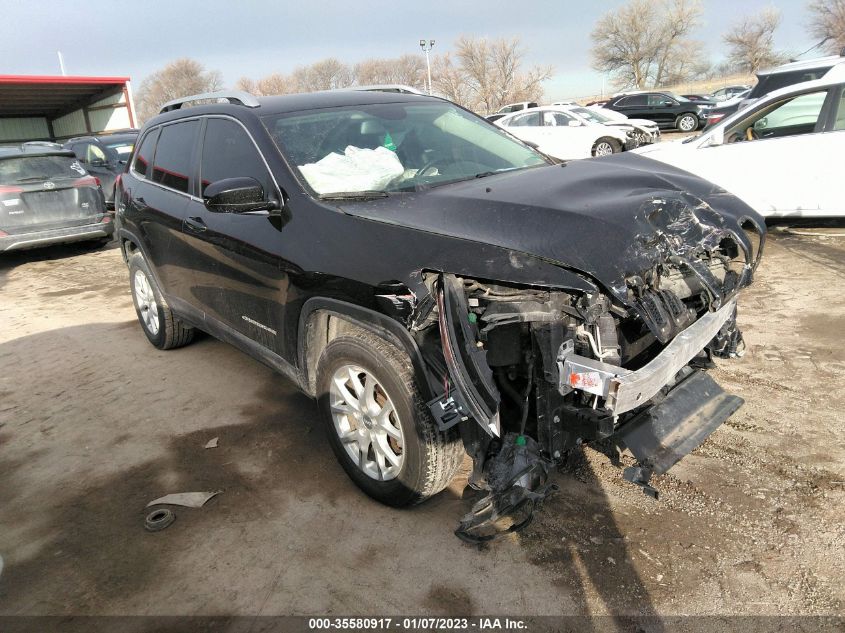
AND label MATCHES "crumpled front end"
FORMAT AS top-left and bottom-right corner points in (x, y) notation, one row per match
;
(412, 192), (765, 540)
